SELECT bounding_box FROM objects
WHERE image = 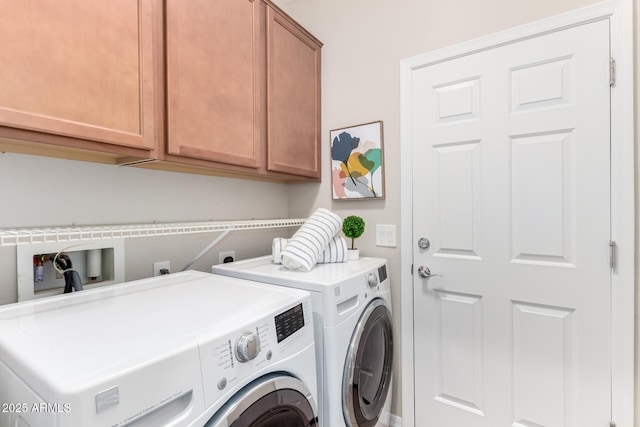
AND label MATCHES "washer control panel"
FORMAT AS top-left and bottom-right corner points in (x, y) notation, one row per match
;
(274, 303), (305, 343)
(198, 297), (312, 408)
